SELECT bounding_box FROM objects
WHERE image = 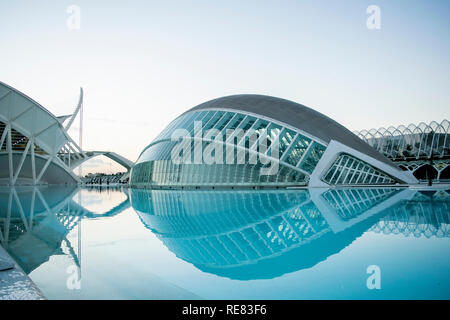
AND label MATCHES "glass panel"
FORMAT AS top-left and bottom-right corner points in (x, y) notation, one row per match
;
(214, 112), (235, 132)
(224, 113), (246, 132)
(284, 134), (311, 167)
(203, 111), (225, 132)
(238, 116), (257, 131)
(156, 112), (199, 141)
(298, 142), (326, 174)
(321, 153), (396, 185)
(131, 140), (311, 187)
(189, 111), (216, 135)
(267, 124), (282, 144)
(252, 119), (269, 133)
(277, 128), (296, 159)
(264, 124), (282, 157)
(176, 111), (204, 136)
(323, 165), (336, 182)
